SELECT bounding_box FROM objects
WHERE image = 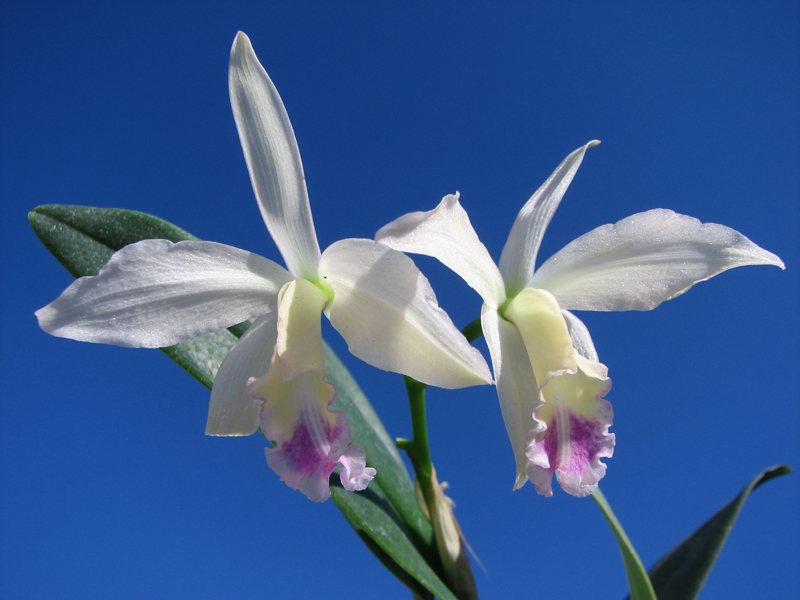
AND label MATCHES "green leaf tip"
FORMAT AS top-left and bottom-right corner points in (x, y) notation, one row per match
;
(593, 488), (656, 600)
(626, 464), (792, 600)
